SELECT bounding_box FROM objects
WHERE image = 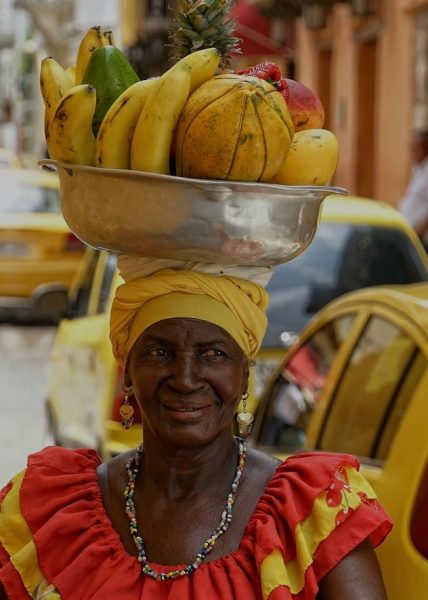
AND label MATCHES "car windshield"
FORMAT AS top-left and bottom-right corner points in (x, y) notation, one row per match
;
(263, 222), (428, 347)
(0, 181), (60, 213)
